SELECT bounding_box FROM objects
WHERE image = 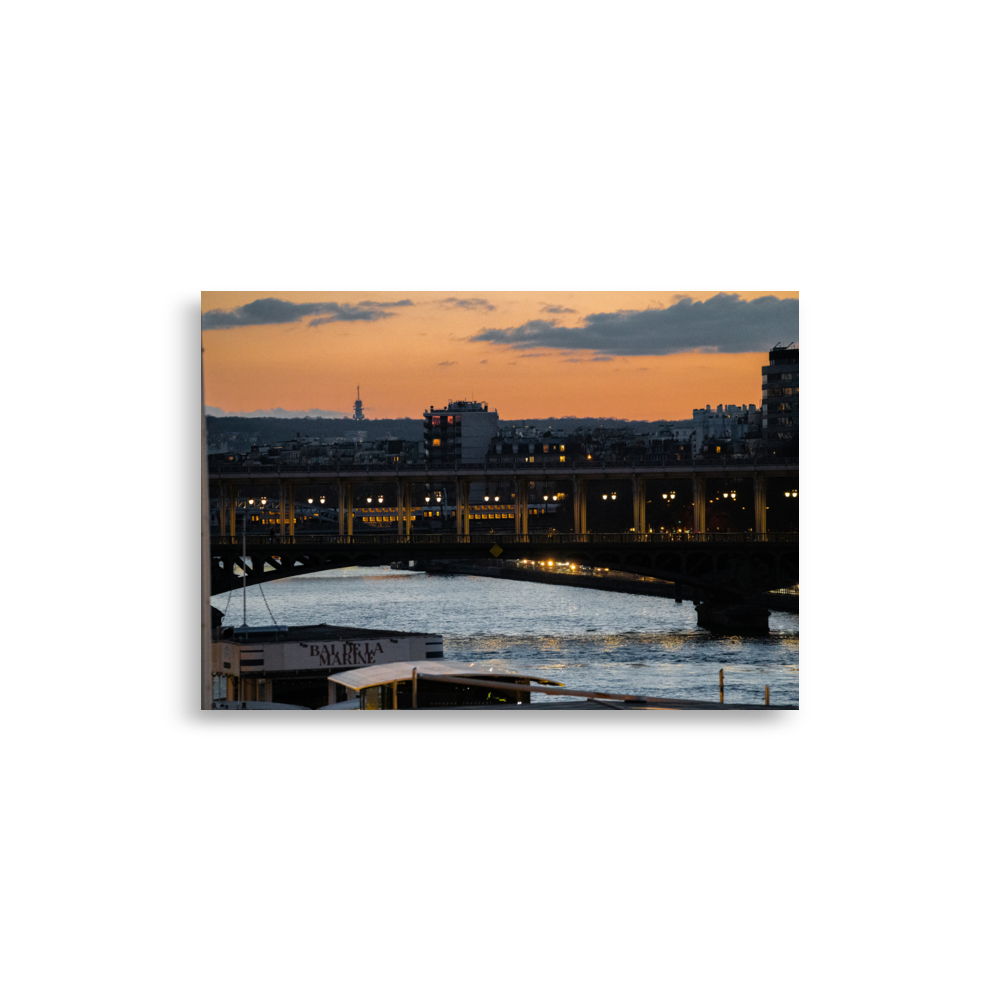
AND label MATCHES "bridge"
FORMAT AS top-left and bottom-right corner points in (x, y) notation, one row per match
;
(209, 458), (798, 537)
(210, 531), (798, 602)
